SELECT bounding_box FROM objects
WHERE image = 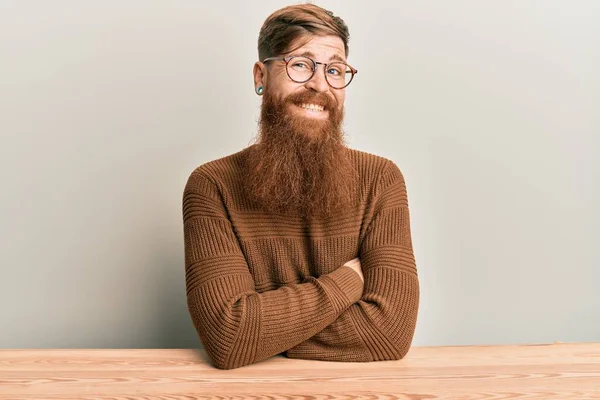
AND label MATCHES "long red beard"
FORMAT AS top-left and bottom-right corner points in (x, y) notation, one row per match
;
(243, 87), (359, 219)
